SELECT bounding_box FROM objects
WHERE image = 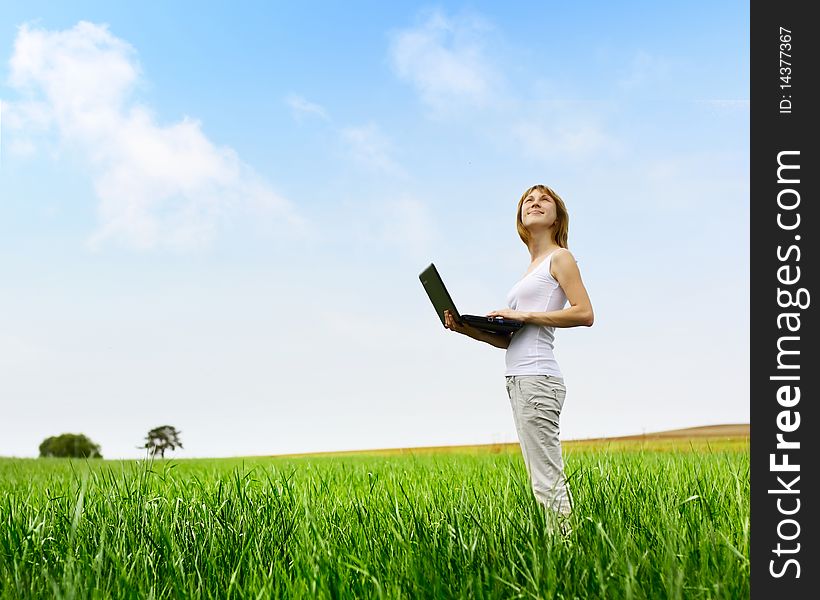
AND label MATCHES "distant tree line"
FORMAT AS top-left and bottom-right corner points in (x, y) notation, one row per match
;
(39, 433), (102, 458)
(38, 425), (183, 459)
